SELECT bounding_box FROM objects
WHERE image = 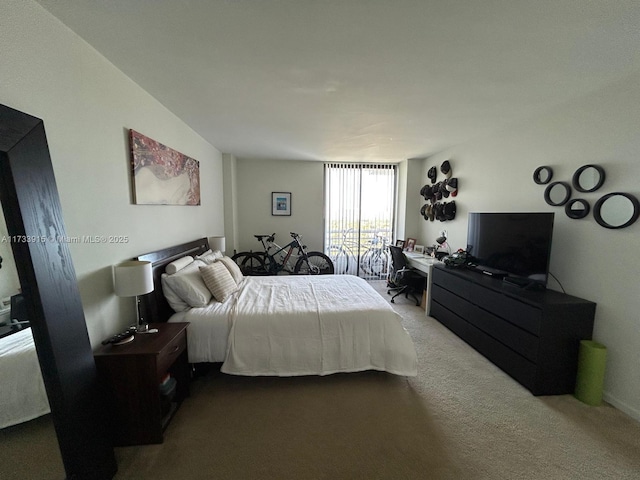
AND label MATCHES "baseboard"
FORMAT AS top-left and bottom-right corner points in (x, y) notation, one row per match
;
(603, 391), (640, 423)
